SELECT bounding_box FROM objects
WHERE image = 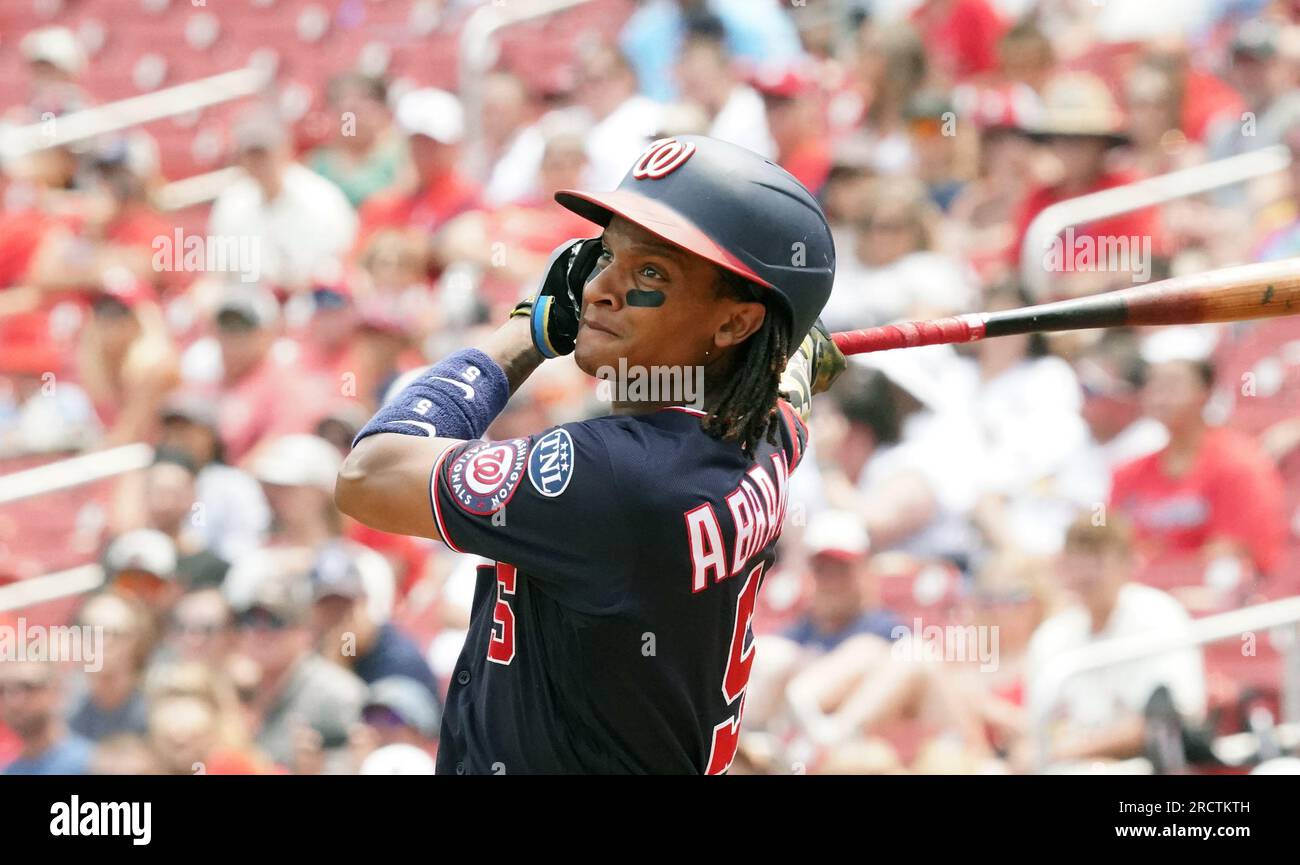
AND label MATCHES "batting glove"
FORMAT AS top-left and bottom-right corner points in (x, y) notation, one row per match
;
(780, 319), (847, 422)
(510, 237), (604, 358)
